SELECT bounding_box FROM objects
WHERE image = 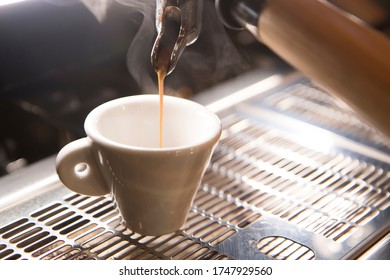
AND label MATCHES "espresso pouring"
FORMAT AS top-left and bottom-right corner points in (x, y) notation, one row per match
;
(157, 69), (166, 148)
(152, 34), (171, 148)
(151, 7), (181, 148)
